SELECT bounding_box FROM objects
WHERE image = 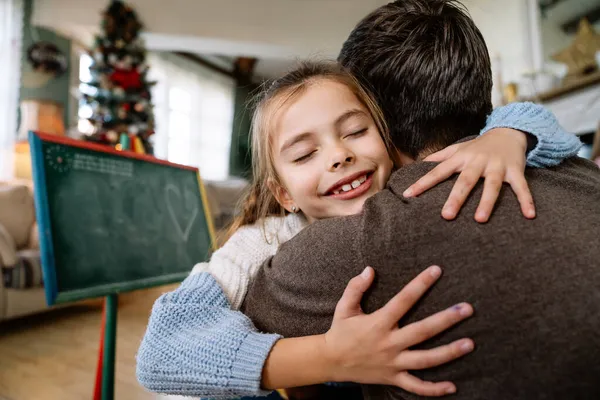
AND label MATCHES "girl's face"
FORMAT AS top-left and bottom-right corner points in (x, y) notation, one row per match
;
(271, 79), (394, 222)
